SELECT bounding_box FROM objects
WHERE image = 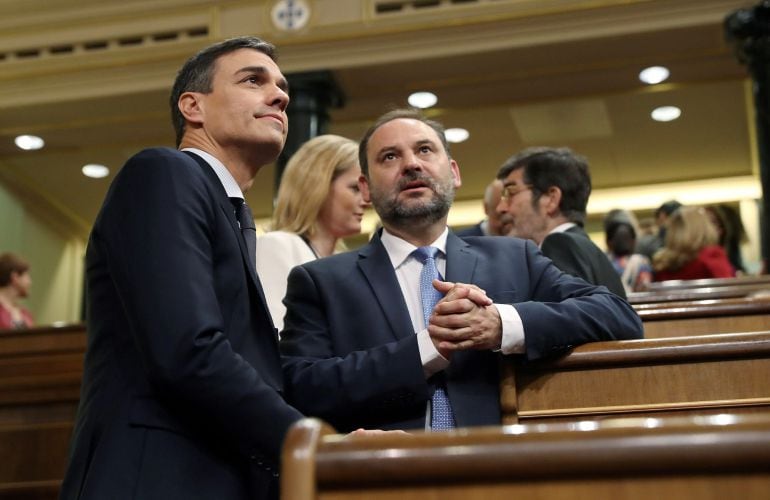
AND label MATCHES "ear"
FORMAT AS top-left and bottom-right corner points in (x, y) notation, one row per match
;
(449, 159), (462, 189)
(359, 175), (371, 203)
(178, 92), (205, 126)
(543, 186), (562, 216)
